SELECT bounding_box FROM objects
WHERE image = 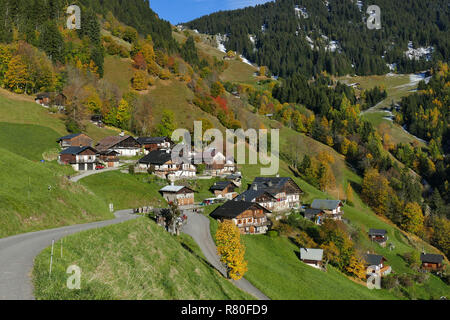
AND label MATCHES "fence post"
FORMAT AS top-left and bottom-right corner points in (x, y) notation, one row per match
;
(49, 239), (55, 278)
